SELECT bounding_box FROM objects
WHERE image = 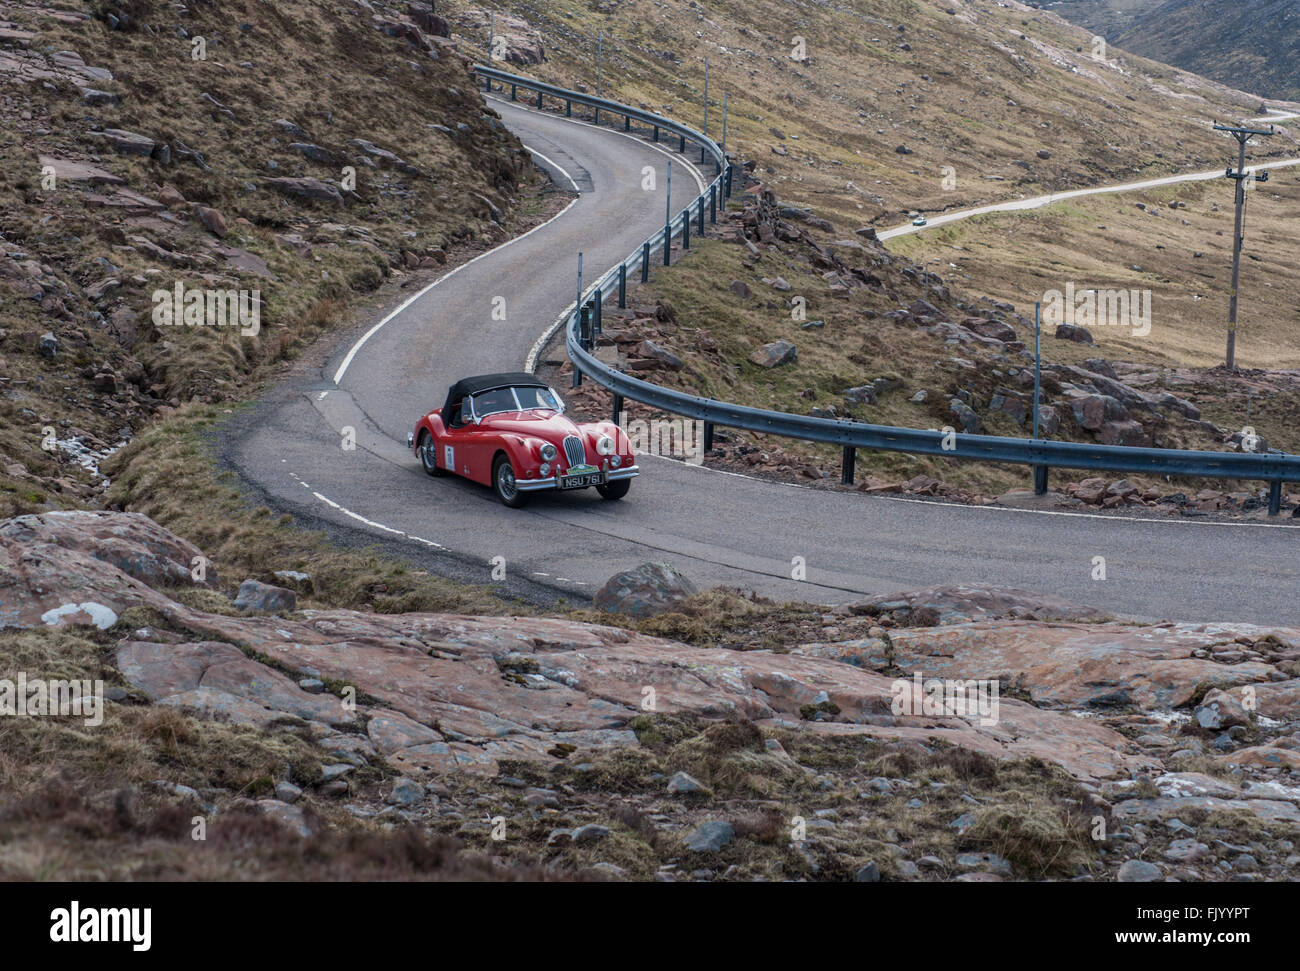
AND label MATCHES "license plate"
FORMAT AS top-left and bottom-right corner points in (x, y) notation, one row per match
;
(560, 470), (605, 489)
